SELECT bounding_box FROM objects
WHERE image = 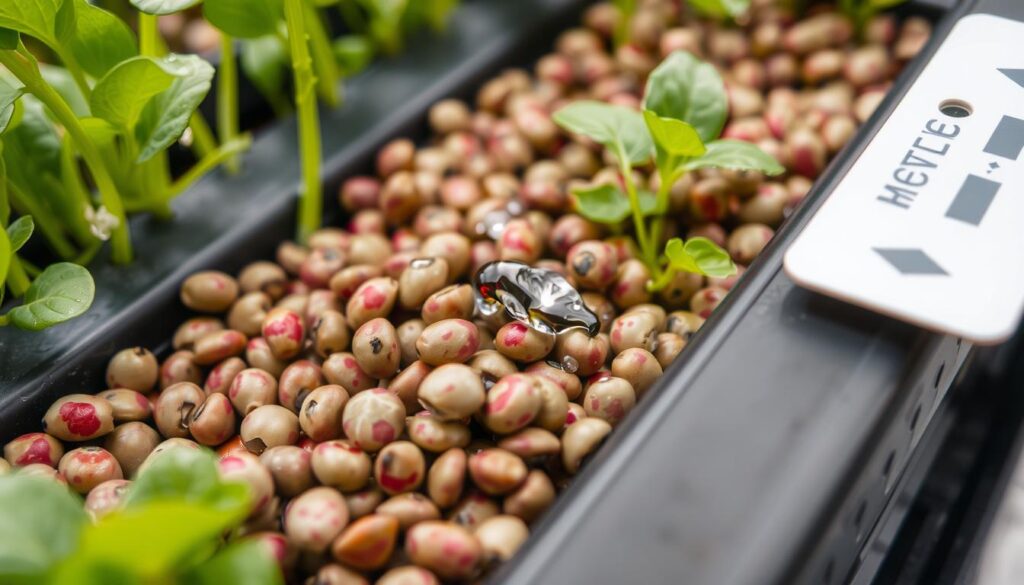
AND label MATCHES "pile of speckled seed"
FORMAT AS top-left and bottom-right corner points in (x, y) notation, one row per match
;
(1, 1), (931, 583)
